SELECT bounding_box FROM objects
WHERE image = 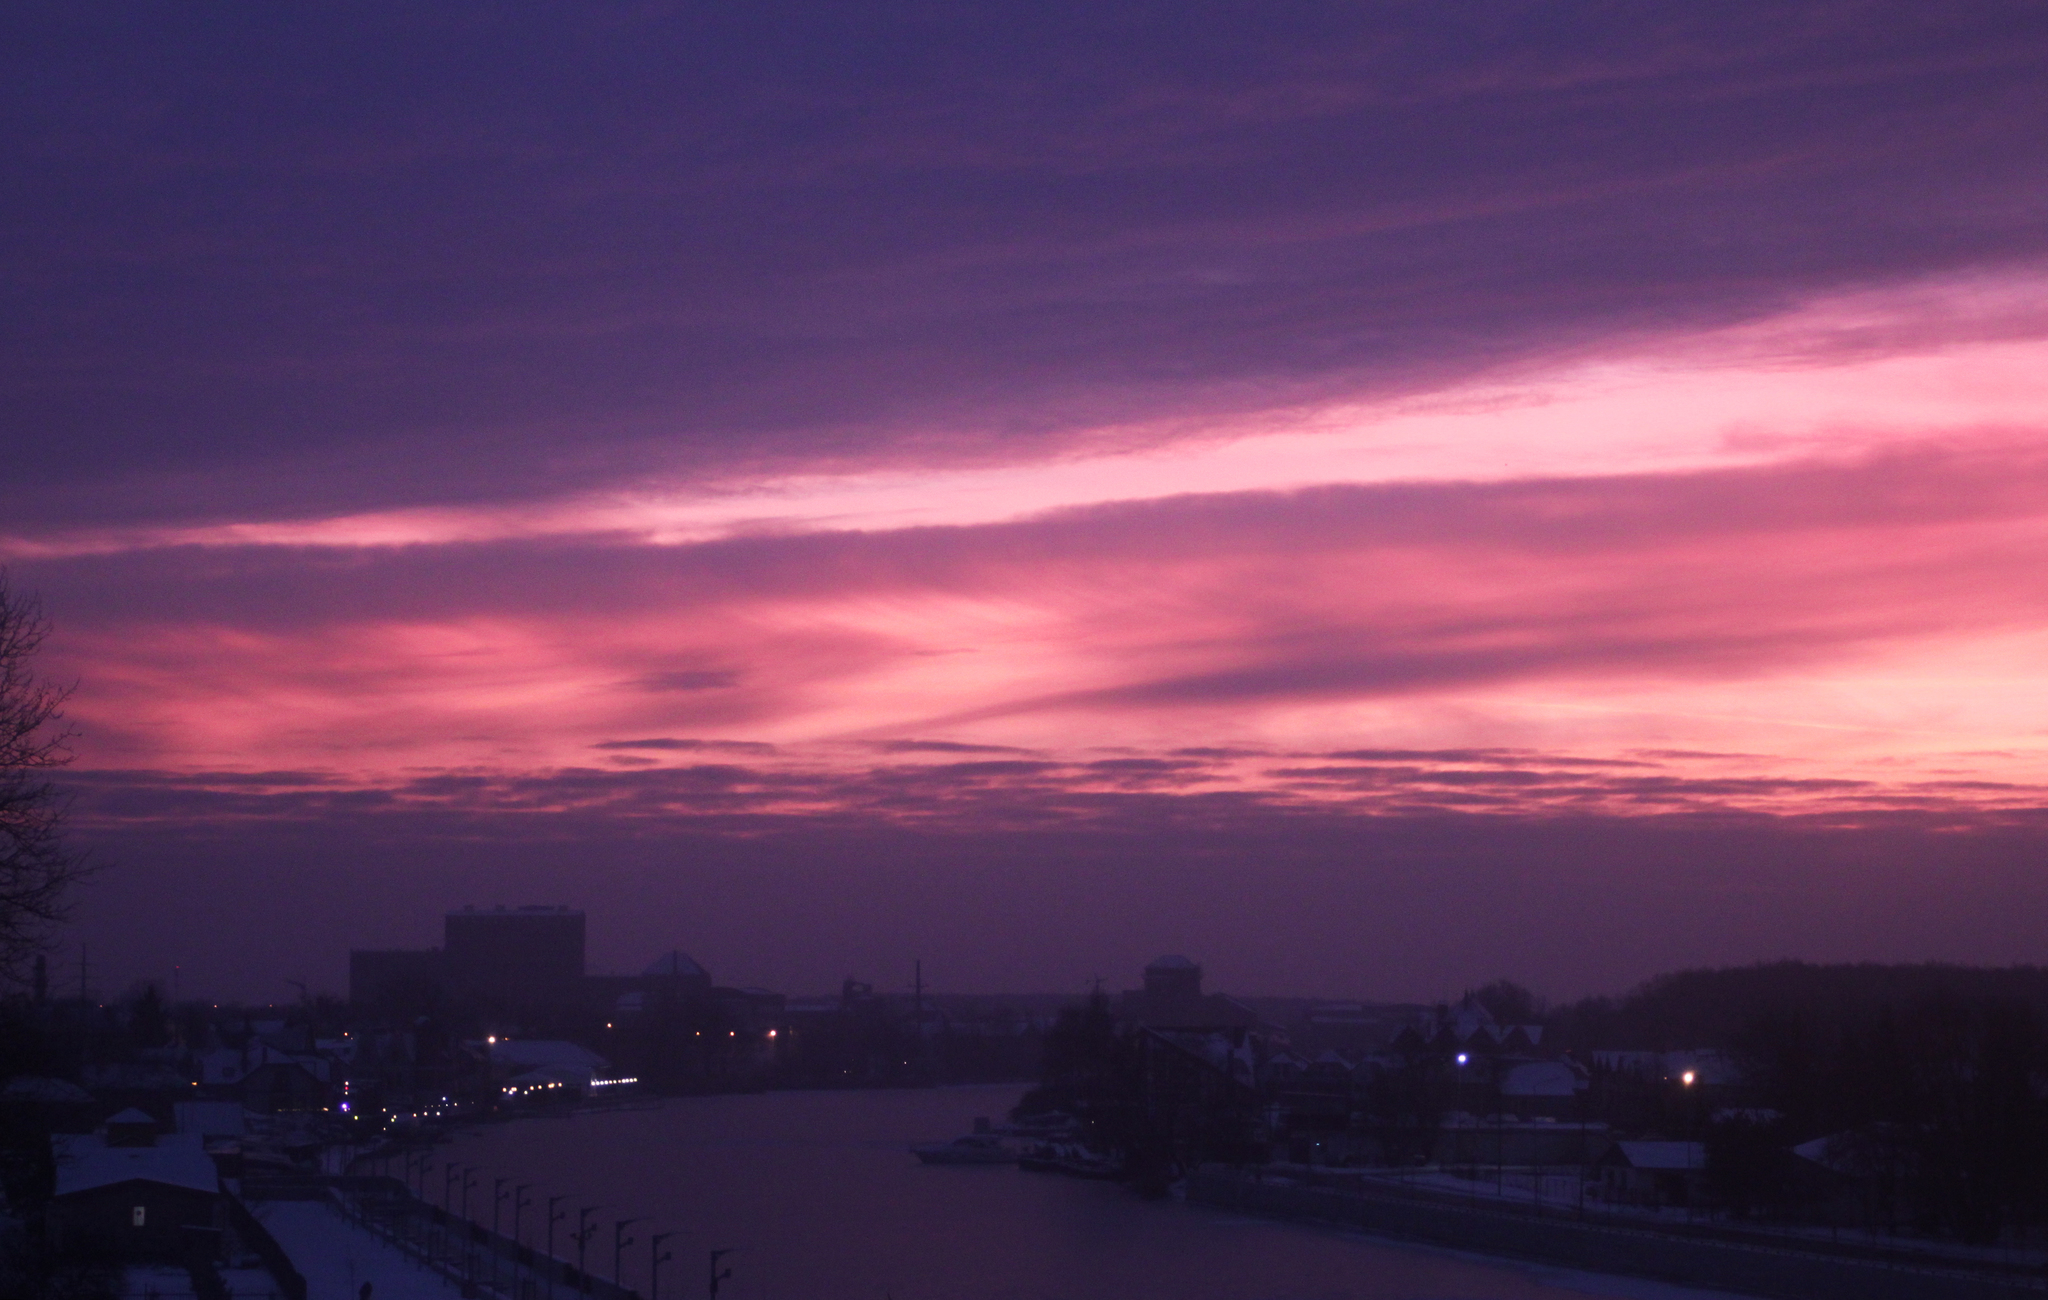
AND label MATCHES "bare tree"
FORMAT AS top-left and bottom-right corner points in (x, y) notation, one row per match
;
(0, 575), (85, 981)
